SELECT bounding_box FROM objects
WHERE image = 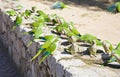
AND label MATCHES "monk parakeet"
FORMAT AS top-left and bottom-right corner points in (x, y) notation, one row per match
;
(12, 15), (22, 30)
(31, 37), (58, 62)
(110, 43), (120, 63)
(27, 23), (44, 47)
(107, 2), (120, 13)
(38, 38), (58, 64)
(68, 22), (81, 37)
(80, 34), (102, 45)
(88, 40), (97, 57)
(51, 1), (67, 9)
(102, 40), (113, 54)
